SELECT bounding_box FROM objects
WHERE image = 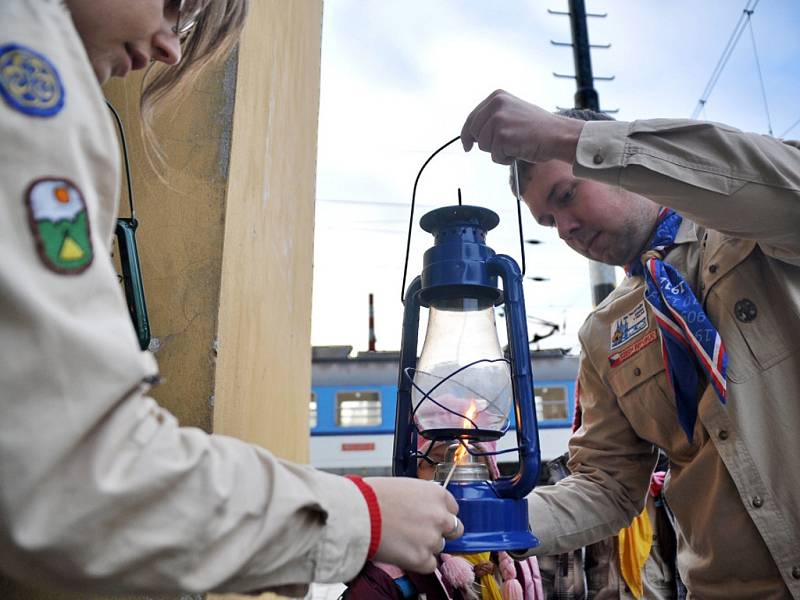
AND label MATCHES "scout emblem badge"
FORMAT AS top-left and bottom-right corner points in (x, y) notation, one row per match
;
(26, 178), (93, 274)
(610, 301), (648, 351)
(0, 43), (64, 117)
